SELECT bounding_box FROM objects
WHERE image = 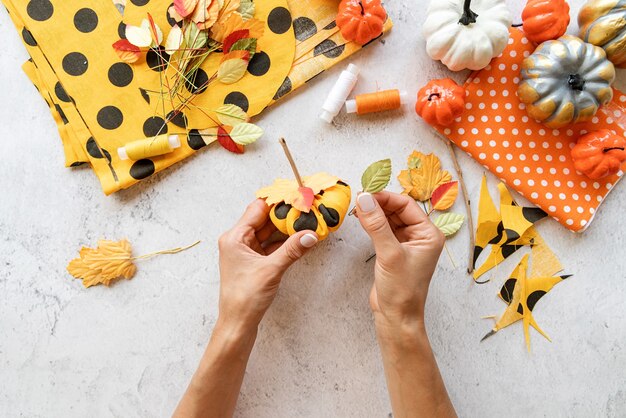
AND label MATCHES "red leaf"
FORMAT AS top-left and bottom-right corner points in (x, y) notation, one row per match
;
(112, 39), (141, 63)
(298, 187), (315, 210)
(223, 29), (250, 53)
(217, 127), (244, 154)
(147, 13), (160, 46)
(431, 181), (459, 211)
(174, 0), (198, 18)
